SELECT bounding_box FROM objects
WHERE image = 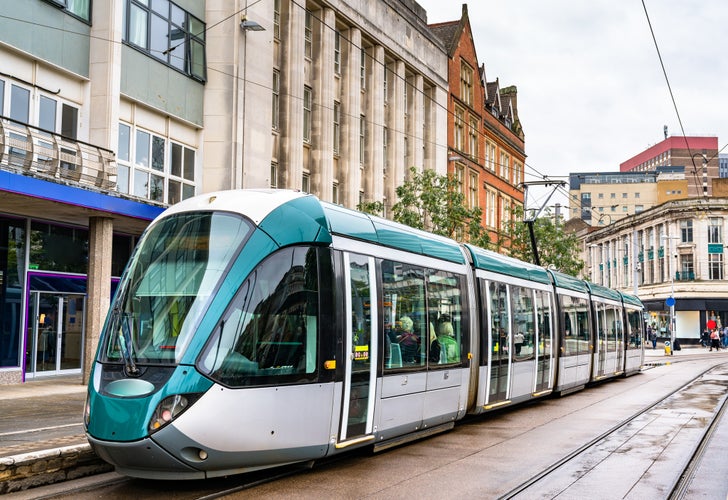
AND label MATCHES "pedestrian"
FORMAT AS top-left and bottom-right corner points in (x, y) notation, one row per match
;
(701, 329), (710, 348)
(723, 326), (728, 348)
(649, 327), (657, 349)
(709, 328), (721, 351)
